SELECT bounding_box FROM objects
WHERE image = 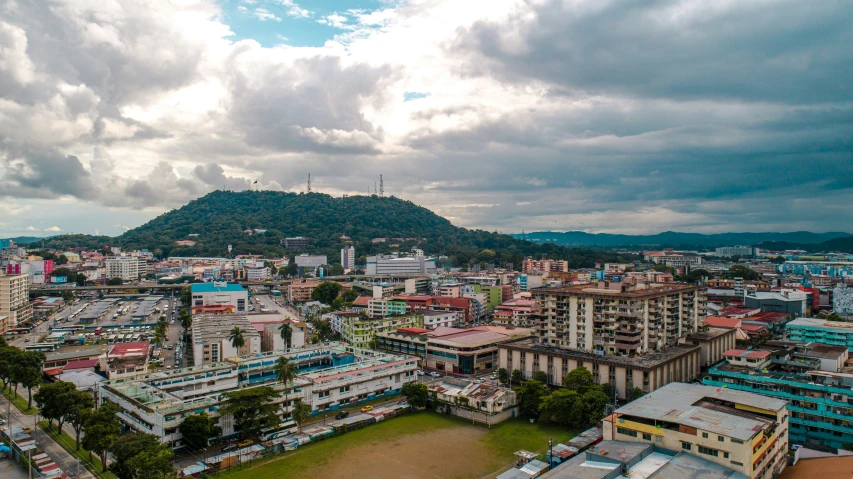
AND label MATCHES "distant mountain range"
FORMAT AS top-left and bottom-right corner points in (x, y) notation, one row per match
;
(1, 236), (48, 244)
(511, 231), (853, 250)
